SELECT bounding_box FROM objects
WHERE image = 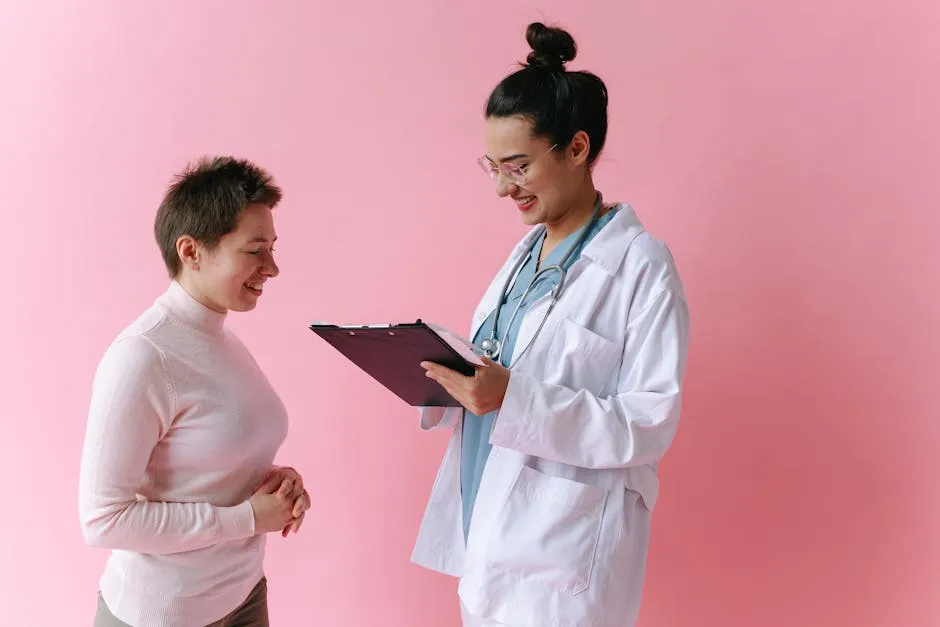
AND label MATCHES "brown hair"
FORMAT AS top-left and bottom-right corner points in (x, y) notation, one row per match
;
(154, 156), (282, 277)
